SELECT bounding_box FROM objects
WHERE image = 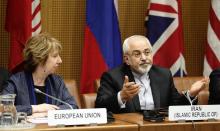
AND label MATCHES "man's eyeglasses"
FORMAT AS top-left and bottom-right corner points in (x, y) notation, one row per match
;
(129, 49), (152, 58)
